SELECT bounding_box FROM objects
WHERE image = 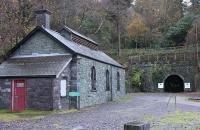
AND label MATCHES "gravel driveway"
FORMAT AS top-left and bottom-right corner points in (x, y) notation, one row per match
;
(0, 93), (200, 130)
